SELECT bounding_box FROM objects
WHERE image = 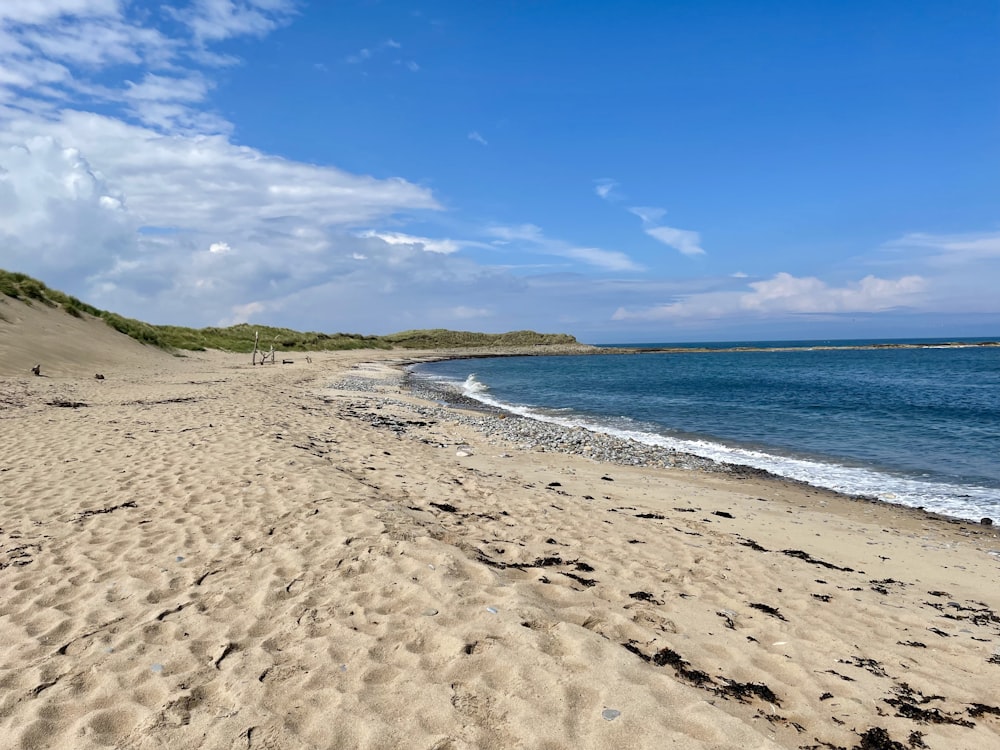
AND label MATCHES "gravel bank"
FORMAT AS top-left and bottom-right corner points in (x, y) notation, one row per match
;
(329, 373), (724, 474)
